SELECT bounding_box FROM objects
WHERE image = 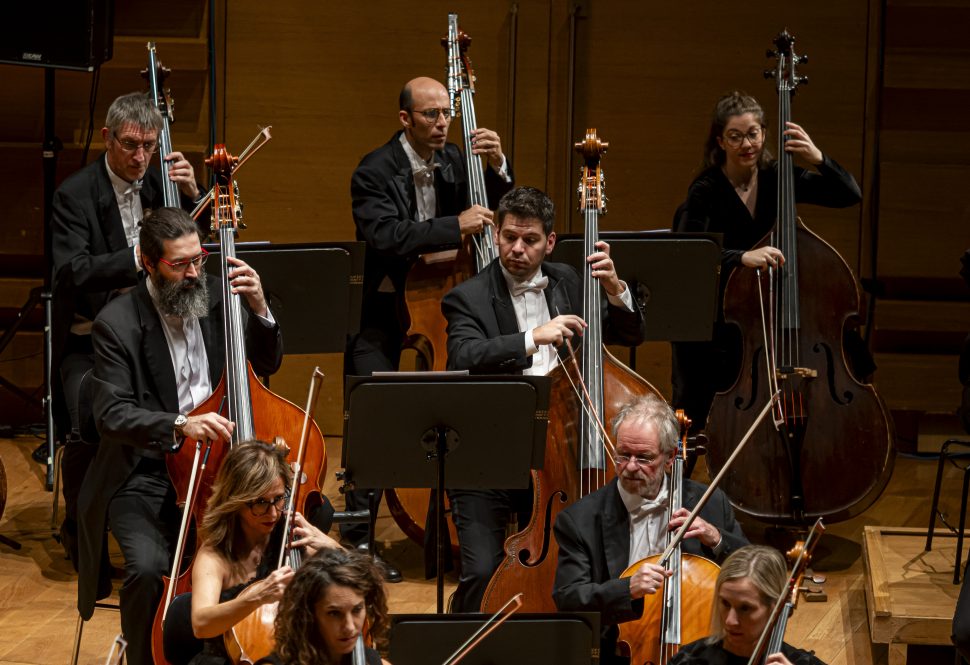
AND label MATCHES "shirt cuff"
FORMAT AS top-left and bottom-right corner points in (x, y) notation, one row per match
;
(492, 155), (512, 183)
(134, 245), (142, 272)
(524, 329), (539, 356)
(255, 309), (276, 327)
(606, 281), (635, 312)
(711, 532), (725, 557)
